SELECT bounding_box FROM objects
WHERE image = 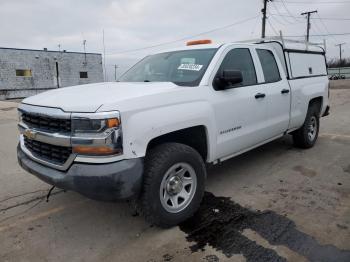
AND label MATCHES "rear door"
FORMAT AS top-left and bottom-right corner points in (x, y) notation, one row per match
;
(254, 48), (290, 137)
